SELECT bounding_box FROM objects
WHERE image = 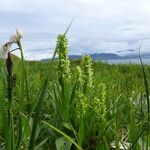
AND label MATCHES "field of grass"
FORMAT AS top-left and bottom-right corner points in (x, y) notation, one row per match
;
(0, 30), (150, 150)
